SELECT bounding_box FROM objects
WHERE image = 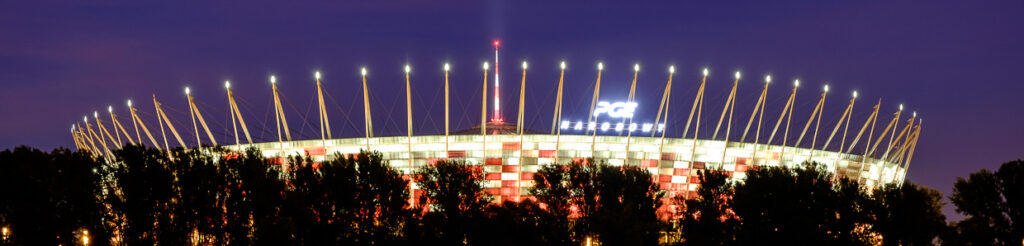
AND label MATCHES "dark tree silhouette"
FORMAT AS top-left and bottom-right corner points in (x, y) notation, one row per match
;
(105, 144), (177, 245)
(870, 182), (947, 246)
(407, 160), (491, 245)
(678, 169), (739, 246)
(0, 147), (109, 245)
(946, 160), (1024, 245)
(732, 162), (872, 245)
